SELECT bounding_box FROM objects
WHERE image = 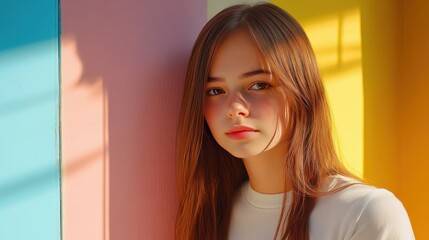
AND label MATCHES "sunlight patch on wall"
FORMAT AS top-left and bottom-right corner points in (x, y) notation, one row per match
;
(61, 36), (110, 240)
(301, 8), (363, 177)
